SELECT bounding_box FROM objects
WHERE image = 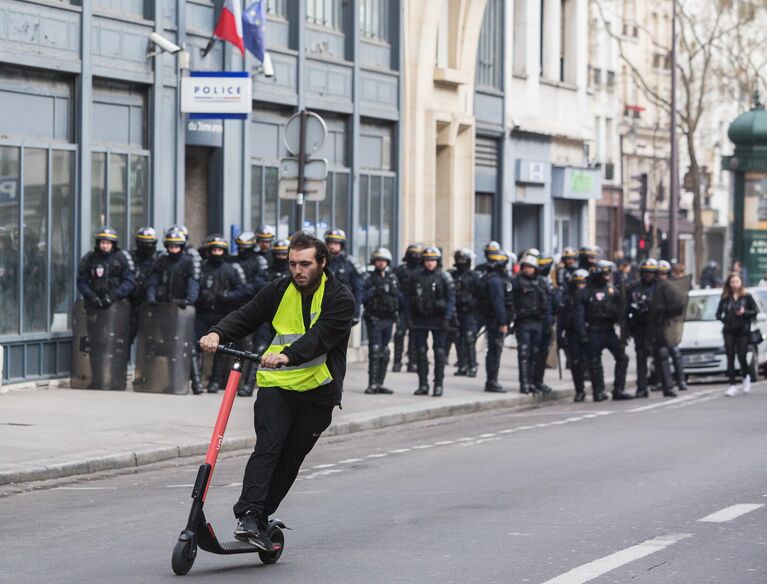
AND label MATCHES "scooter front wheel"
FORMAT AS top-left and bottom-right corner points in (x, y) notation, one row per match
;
(172, 538), (197, 575)
(259, 528), (284, 565)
